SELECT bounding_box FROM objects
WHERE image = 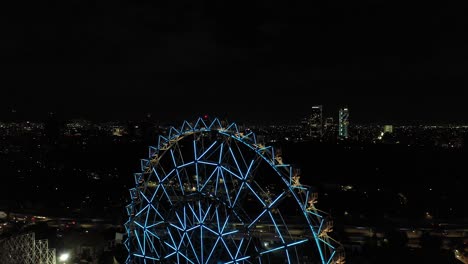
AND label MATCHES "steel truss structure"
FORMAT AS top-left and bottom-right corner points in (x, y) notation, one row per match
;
(0, 232), (56, 264)
(125, 118), (344, 264)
